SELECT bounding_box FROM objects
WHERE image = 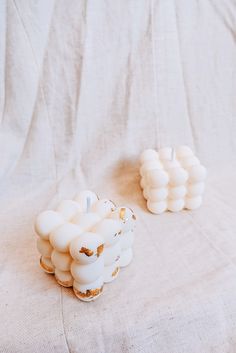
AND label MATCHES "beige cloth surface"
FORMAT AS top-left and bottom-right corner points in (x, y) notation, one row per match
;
(1, 1), (236, 352)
